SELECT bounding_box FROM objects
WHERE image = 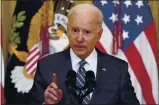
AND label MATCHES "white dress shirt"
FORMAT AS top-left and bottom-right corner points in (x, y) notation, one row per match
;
(70, 48), (97, 99)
